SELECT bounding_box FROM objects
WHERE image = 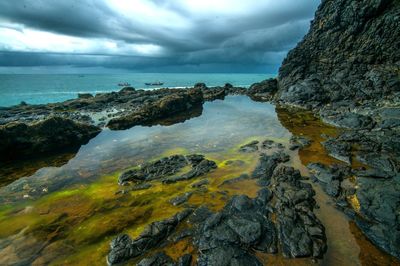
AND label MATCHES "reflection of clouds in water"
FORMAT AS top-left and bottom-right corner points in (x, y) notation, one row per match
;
(1, 96), (291, 200)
